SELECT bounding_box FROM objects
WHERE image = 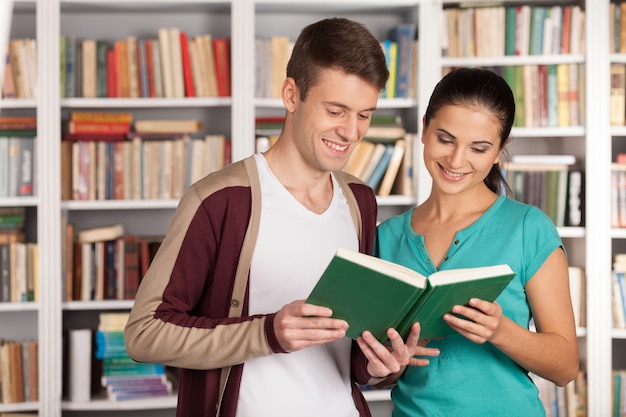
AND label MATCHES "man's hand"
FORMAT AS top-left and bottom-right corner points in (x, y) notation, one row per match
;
(274, 300), (349, 352)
